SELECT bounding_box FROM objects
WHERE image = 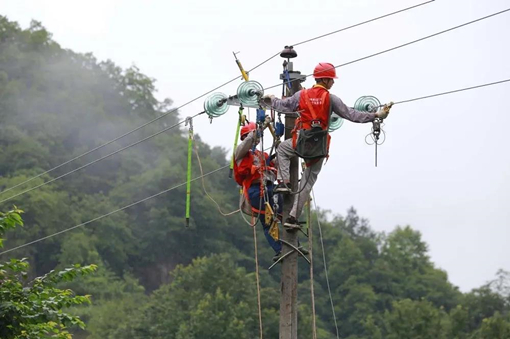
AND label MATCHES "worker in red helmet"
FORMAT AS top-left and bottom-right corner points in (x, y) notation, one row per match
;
(233, 121), (283, 260)
(263, 62), (392, 230)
